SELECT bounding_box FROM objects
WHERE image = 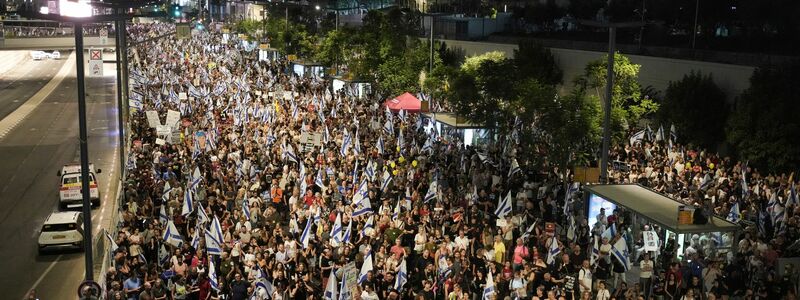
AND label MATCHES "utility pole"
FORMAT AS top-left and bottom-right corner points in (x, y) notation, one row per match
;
(691, 0), (699, 49)
(579, 20), (644, 184)
(74, 21), (94, 281)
